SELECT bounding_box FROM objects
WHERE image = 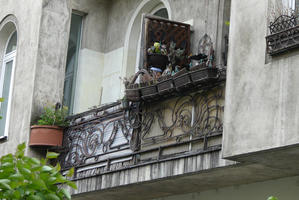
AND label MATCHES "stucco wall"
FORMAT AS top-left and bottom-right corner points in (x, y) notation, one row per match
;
(74, 0), (229, 108)
(32, 0), (71, 118)
(70, 0), (108, 113)
(223, 0), (299, 159)
(152, 175), (299, 200)
(0, 0), (42, 156)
